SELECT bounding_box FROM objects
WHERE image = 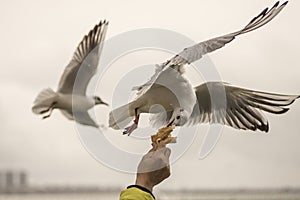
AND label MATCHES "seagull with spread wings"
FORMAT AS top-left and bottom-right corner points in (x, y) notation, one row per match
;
(109, 1), (299, 135)
(32, 20), (109, 128)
